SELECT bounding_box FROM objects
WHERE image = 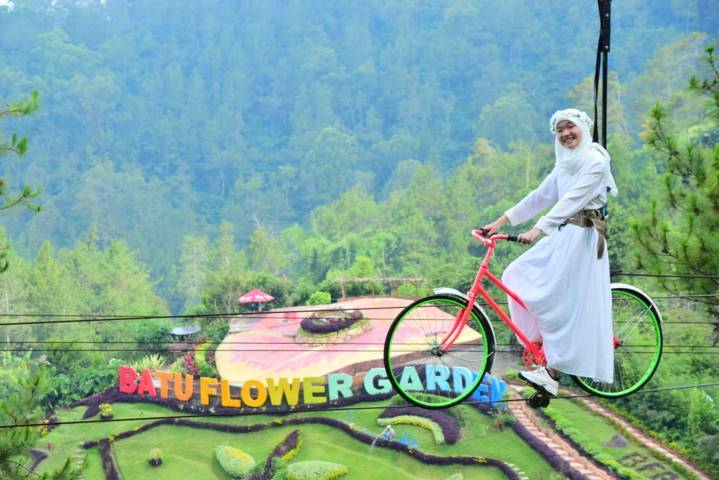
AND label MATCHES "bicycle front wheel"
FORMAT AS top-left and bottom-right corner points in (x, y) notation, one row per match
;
(573, 284), (663, 398)
(383, 294), (494, 409)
